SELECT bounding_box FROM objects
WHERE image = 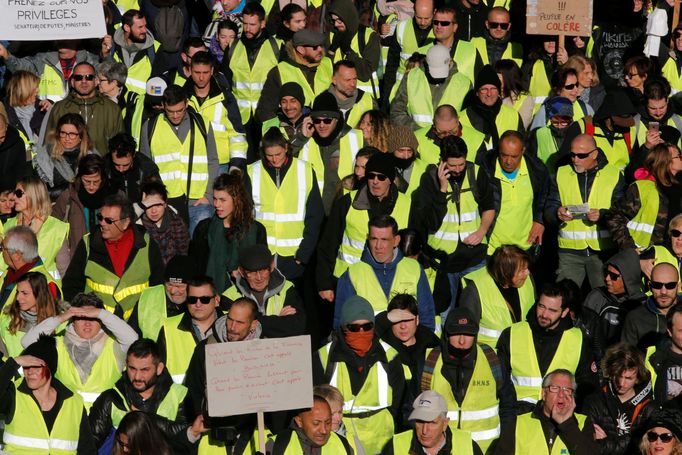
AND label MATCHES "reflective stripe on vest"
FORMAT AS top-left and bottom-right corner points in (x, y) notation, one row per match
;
(395, 20), (434, 79)
(299, 129), (362, 194)
(406, 68), (471, 127)
(230, 39), (279, 124)
(347, 258), (422, 313)
(510, 322), (583, 403)
(249, 158), (313, 256)
(515, 412), (587, 454)
(627, 179), (659, 248)
(223, 281), (292, 316)
(189, 93), (246, 164)
(415, 125), (485, 165)
(556, 164), (619, 251)
(163, 314), (198, 384)
(277, 59), (333, 107)
(38, 64), (67, 102)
